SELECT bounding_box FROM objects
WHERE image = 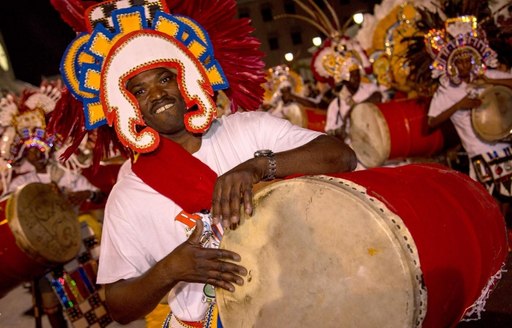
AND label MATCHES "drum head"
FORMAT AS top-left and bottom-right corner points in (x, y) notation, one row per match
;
(217, 176), (426, 328)
(349, 103), (391, 168)
(7, 183), (81, 264)
(472, 85), (512, 142)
